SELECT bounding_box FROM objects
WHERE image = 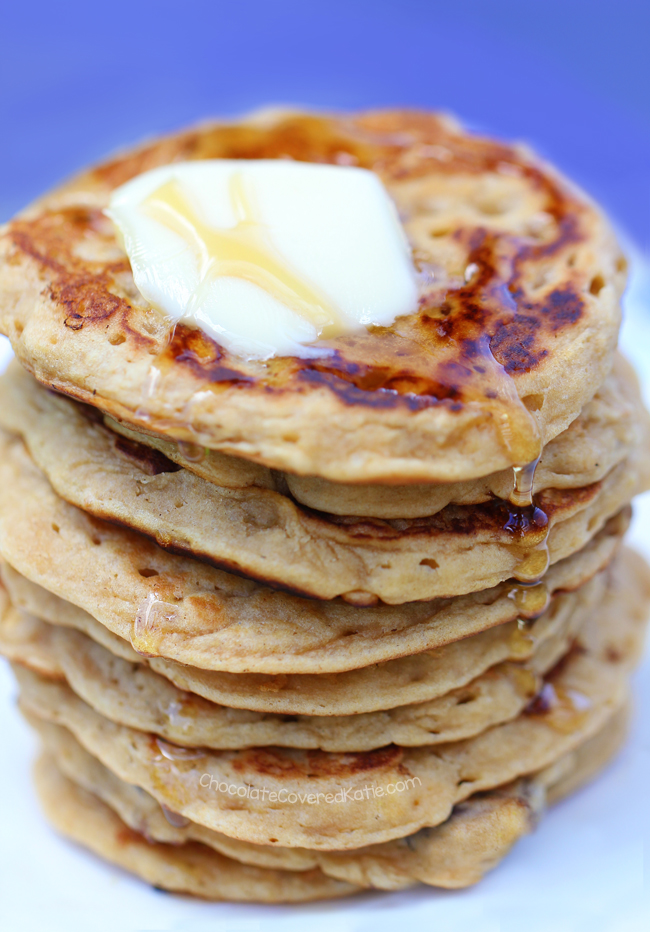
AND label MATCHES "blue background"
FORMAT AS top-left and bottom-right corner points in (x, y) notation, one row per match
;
(1, 0), (649, 249)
